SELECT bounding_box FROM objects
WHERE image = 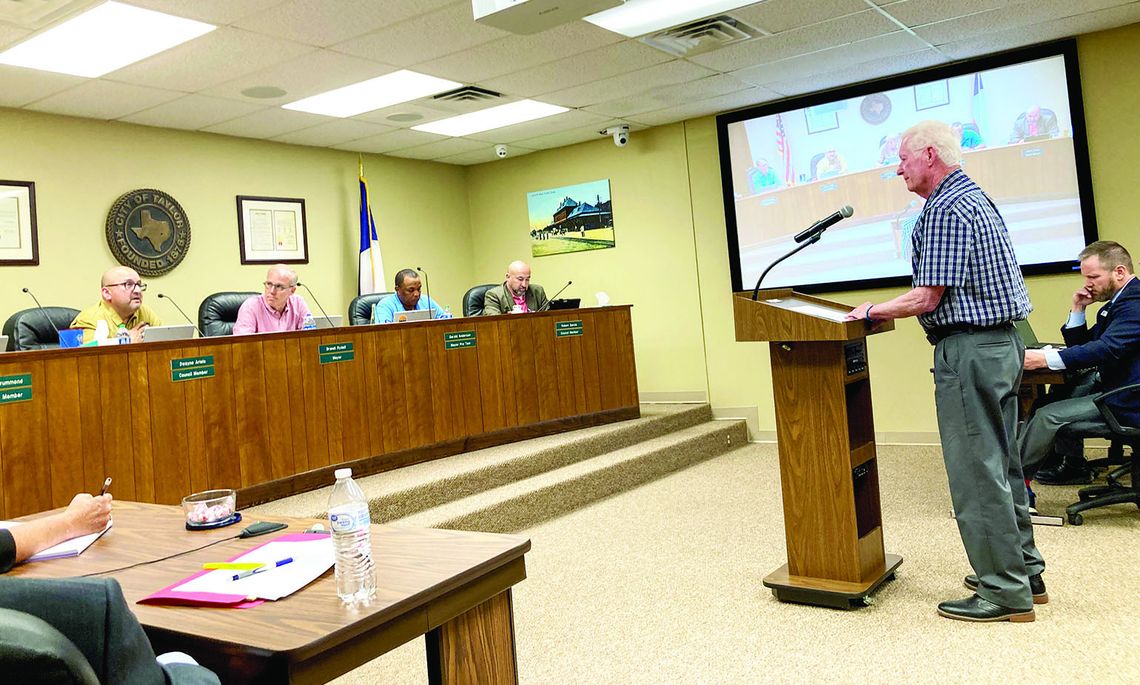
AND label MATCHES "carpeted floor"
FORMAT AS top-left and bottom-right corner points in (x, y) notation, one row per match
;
(328, 443), (1140, 684)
